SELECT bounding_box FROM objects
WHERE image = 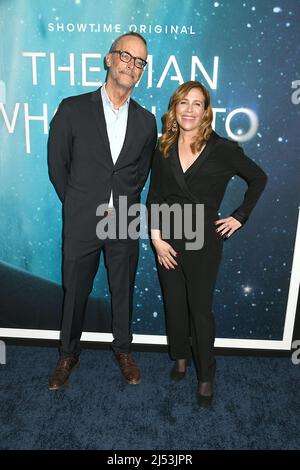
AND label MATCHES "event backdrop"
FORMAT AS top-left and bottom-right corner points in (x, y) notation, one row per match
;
(0, 0), (300, 347)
